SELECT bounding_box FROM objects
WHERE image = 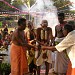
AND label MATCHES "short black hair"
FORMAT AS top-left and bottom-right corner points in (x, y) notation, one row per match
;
(18, 18), (26, 26)
(68, 20), (75, 29)
(64, 24), (74, 32)
(58, 12), (65, 18)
